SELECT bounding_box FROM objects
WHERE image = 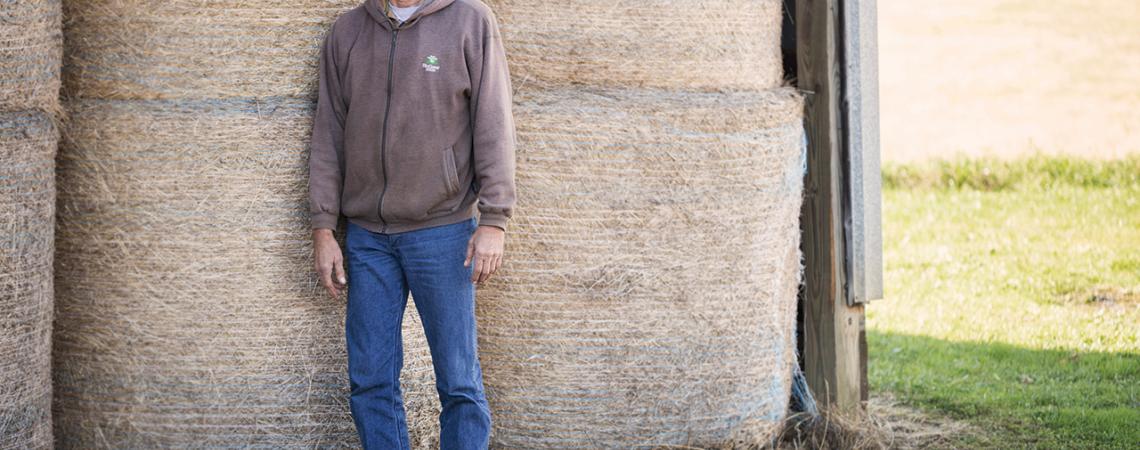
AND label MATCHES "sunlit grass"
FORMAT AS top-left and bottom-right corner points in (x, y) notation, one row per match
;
(869, 156), (1140, 448)
(881, 153), (1140, 192)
